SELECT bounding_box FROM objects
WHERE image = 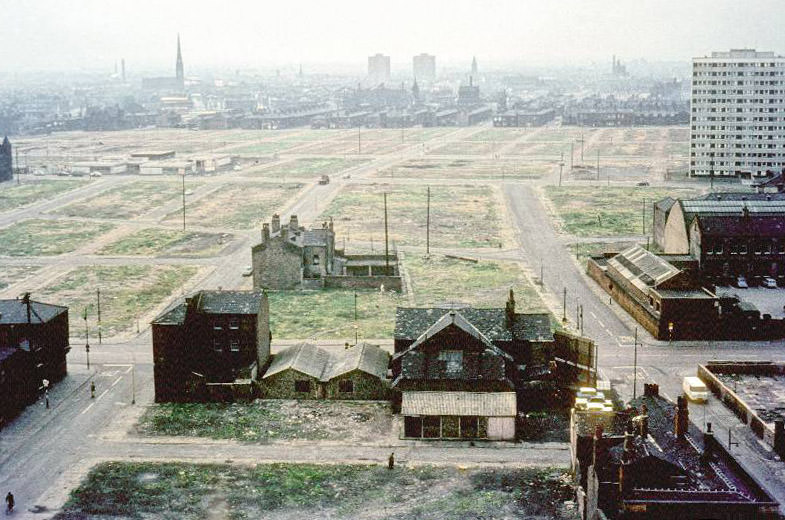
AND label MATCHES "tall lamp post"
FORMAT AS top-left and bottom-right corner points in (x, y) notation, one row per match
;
(83, 306), (90, 370)
(353, 291), (358, 345)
